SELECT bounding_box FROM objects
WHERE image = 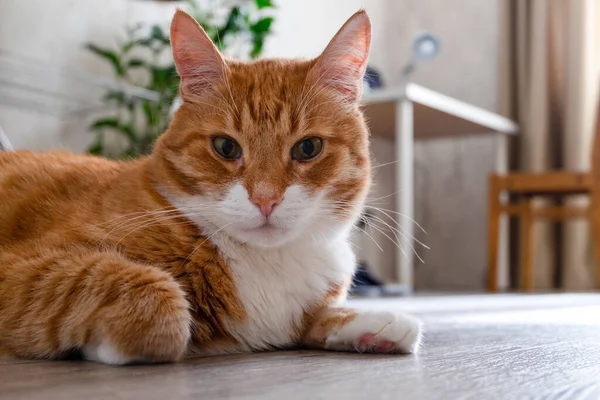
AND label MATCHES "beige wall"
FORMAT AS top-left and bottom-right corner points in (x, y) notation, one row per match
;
(0, 0), (500, 290)
(373, 0), (500, 291)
